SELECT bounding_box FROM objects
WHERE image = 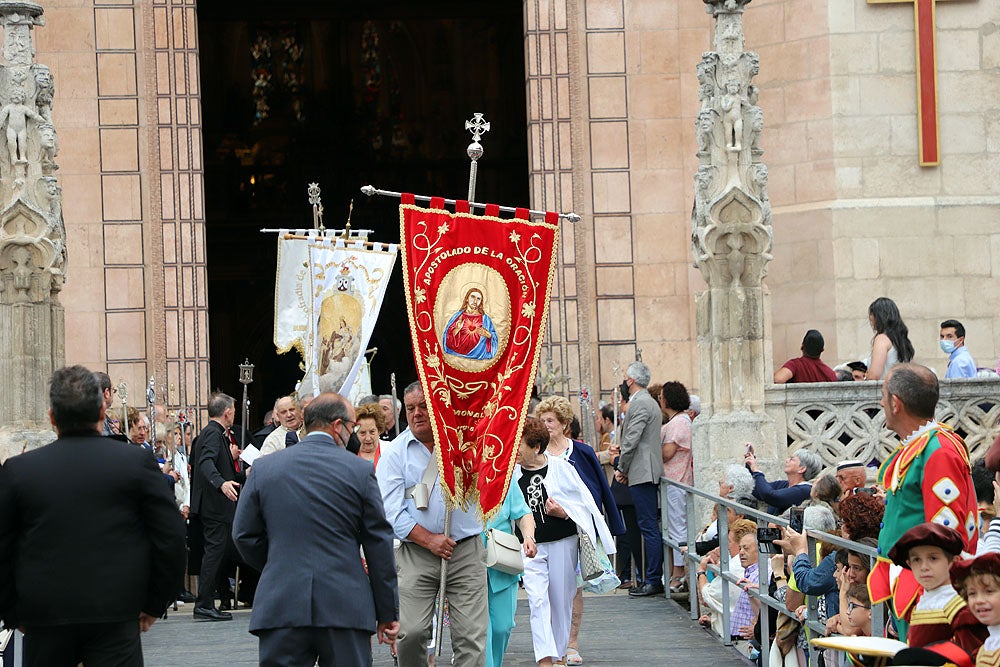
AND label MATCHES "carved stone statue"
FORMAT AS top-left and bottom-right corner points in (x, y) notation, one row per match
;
(1, 89), (43, 165)
(0, 1), (64, 462)
(696, 109), (716, 154)
(692, 0), (778, 496)
(32, 64), (53, 121)
(719, 80), (743, 153)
